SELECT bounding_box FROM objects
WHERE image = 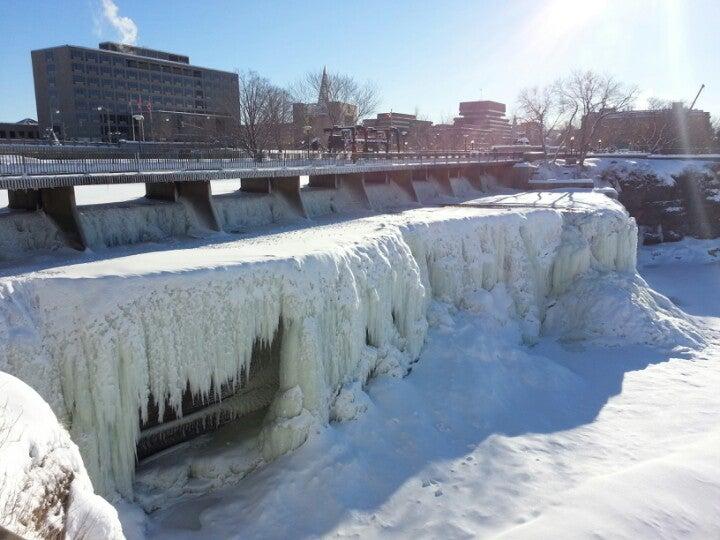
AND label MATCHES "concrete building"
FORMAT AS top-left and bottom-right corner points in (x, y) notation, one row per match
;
(453, 100), (512, 145)
(363, 112), (433, 150)
(0, 119), (41, 141)
(431, 124), (486, 151)
(292, 68), (357, 147)
(585, 102), (715, 153)
(31, 42), (240, 142)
